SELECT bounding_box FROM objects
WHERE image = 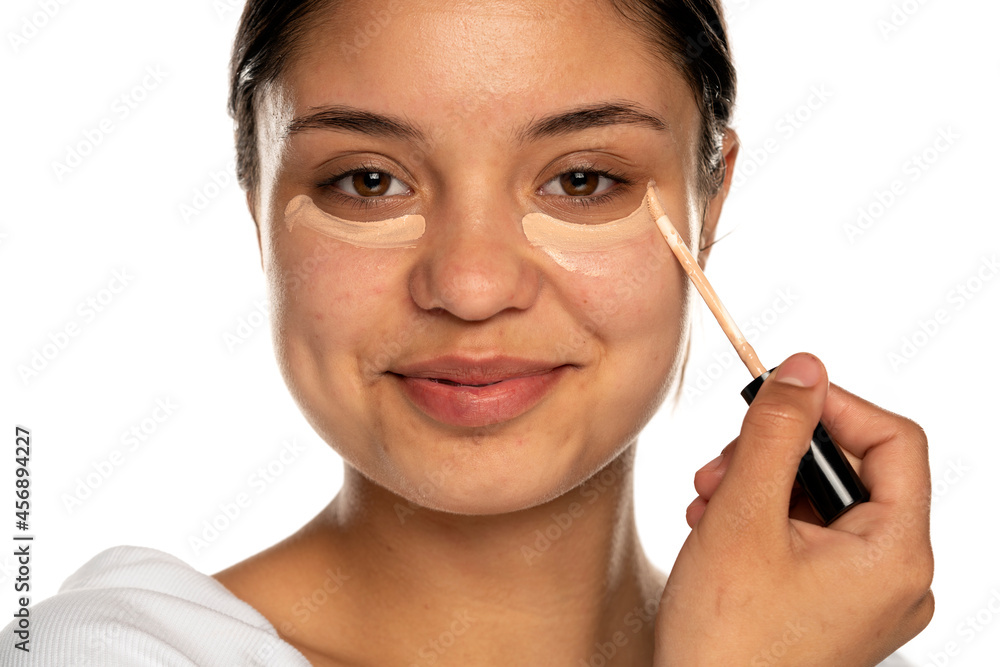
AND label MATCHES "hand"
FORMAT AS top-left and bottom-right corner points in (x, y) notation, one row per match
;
(654, 353), (934, 666)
